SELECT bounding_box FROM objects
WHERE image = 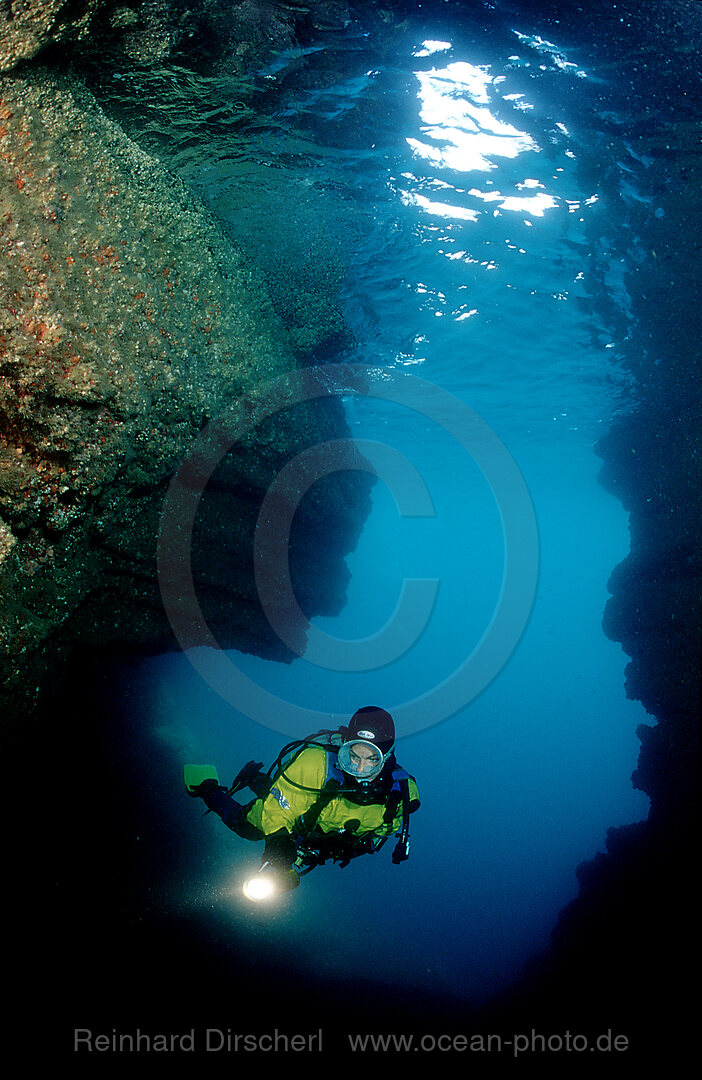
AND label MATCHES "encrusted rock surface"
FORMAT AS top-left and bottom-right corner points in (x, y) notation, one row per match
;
(0, 64), (370, 725)
(0, 0), (354, 74)
(0, 1), (106, 71)
(0, 0), (197, 70)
